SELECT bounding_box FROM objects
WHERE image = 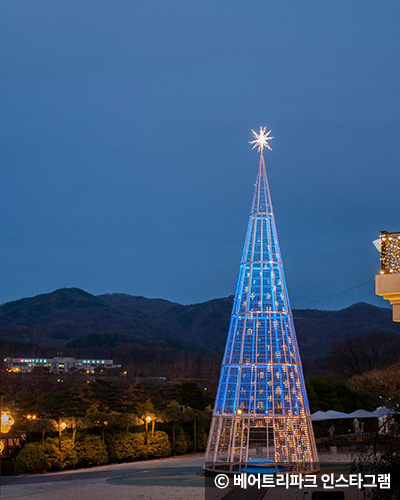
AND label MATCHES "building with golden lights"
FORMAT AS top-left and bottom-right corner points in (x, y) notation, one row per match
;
(375, 230), (400, 322)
